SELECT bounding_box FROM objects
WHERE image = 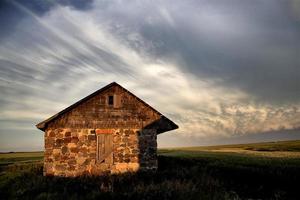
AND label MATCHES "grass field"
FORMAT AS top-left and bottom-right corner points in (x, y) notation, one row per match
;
(159, 140), (300, 158)
(0, 151), (43, 167)
(162, 139), (300, 152)
(0, 140), (300, 199)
